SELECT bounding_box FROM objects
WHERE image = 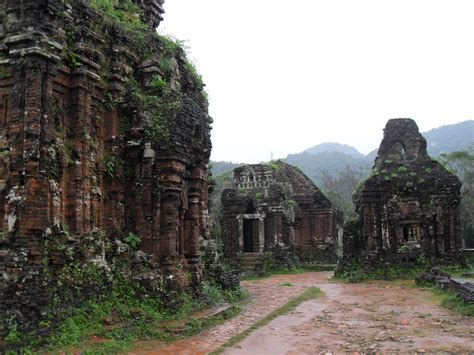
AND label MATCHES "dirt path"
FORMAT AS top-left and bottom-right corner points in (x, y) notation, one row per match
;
(131, 272), (474, 354)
